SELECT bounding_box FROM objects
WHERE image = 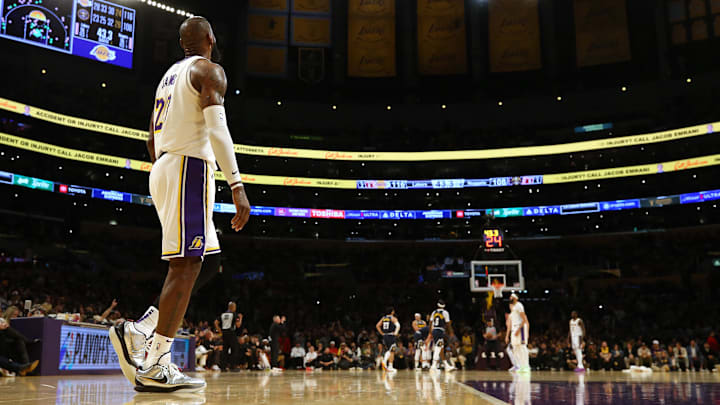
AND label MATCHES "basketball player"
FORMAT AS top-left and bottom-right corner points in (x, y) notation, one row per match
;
(412, 313), (430, 371)
(376, 307), (400, 373)
(426, 300), (456, 372)
(109, 16), (250, 393)
(569, 310), (586, 372)
(509, 293), (530, 373)
(505, 305), (519, 372)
